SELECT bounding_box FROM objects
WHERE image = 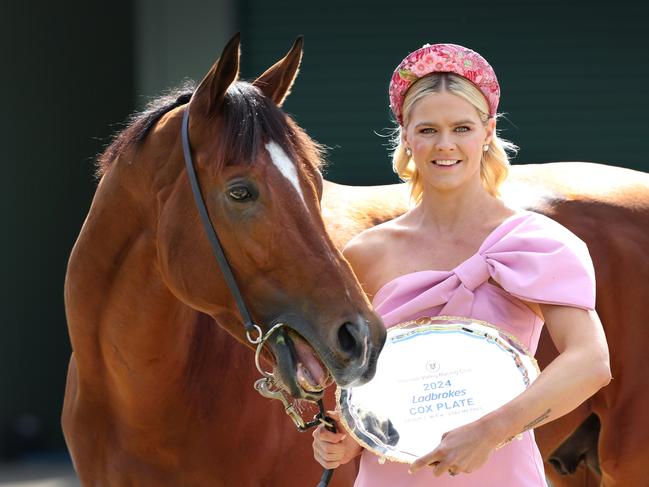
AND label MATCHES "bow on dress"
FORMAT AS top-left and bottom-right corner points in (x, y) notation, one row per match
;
(372, 212), (596, 341)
